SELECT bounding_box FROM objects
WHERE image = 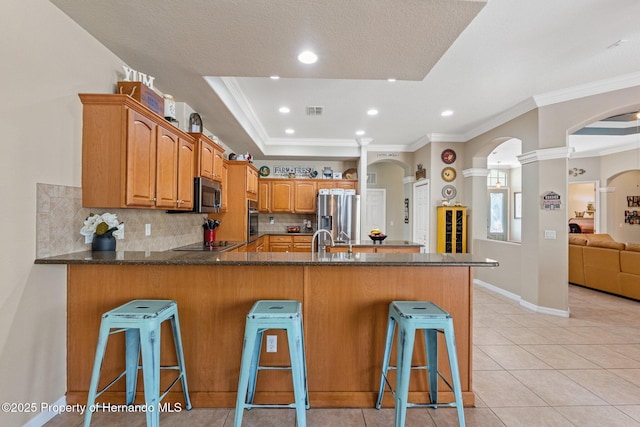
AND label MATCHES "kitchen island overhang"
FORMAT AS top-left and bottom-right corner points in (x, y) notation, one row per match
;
(36, 251), (497, 409)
